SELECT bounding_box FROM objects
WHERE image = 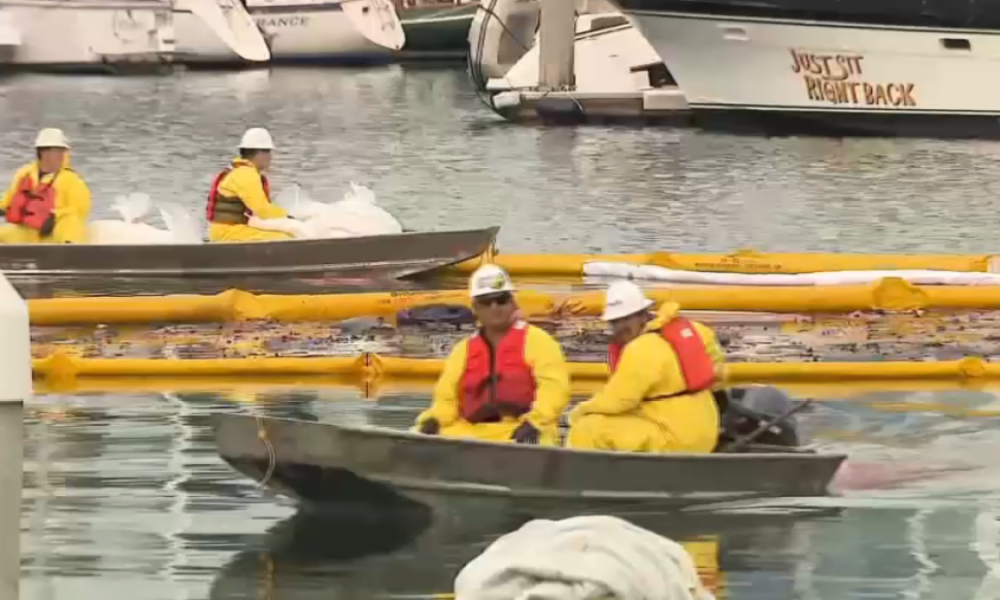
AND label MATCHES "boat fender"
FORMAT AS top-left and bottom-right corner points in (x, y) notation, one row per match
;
(454, 515), (715, 600)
